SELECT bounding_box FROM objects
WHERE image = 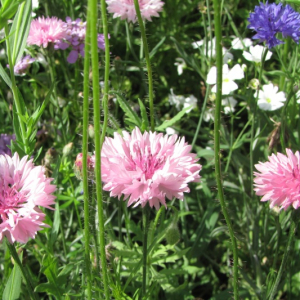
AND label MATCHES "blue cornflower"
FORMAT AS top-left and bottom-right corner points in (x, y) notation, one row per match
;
(248, 2), (300, 48)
